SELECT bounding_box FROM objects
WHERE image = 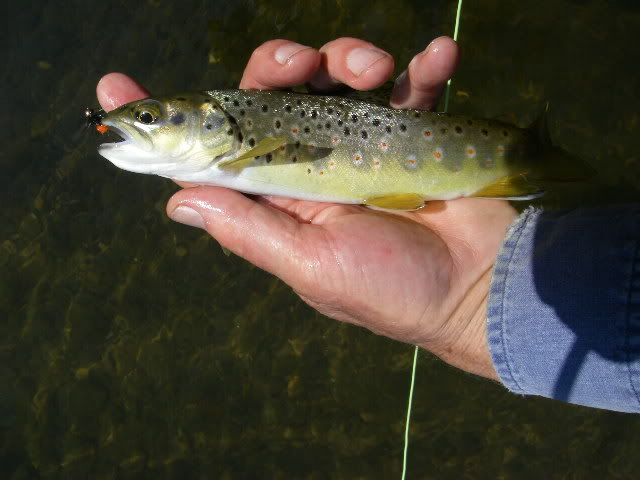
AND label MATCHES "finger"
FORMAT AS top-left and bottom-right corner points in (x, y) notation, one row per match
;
(254, 195), (362, 224)
(96, 73), (149, 111)
(309, 37), (394, 91)
(239, 39), (320, 90)
(390, 36), (460, 110)
(166, 186), (321, 285)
